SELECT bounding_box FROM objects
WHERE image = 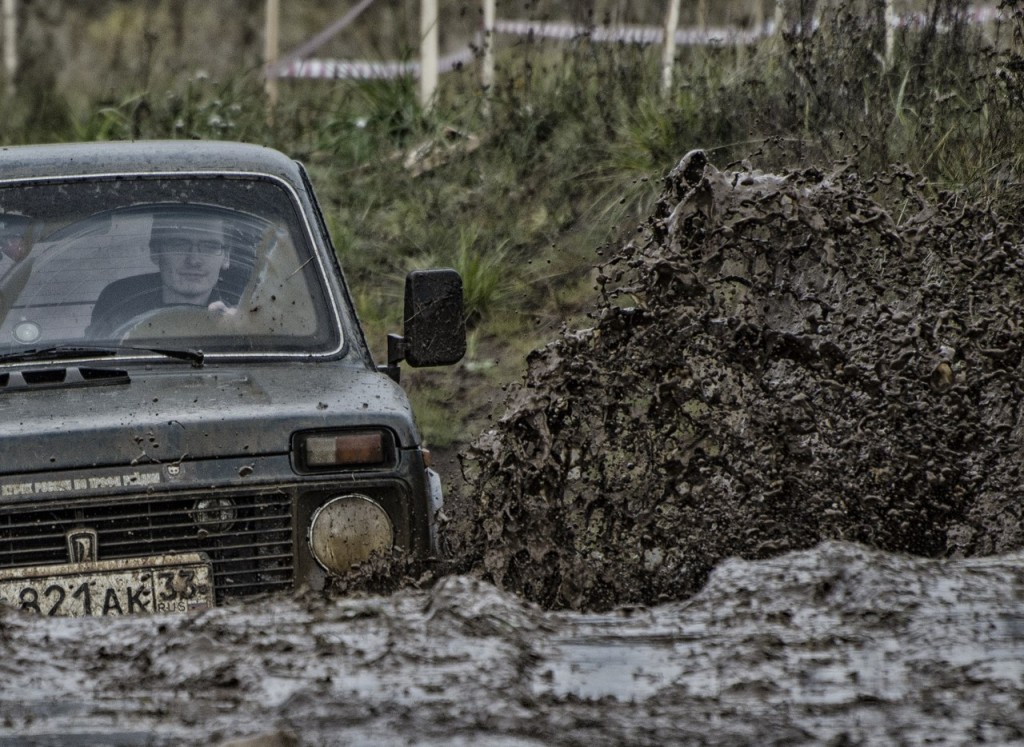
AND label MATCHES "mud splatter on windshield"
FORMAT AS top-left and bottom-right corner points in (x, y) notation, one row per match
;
(451, 151), (1024, 611)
